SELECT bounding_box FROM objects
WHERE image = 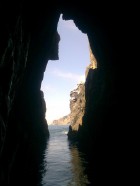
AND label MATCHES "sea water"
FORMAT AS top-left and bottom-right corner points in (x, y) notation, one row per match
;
(41, 125), (90, 186)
